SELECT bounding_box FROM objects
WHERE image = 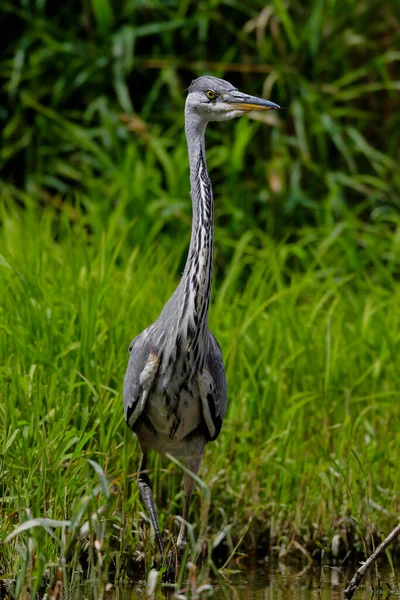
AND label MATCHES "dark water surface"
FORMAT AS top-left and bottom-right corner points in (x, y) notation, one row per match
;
(111, 563), (398, 599)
